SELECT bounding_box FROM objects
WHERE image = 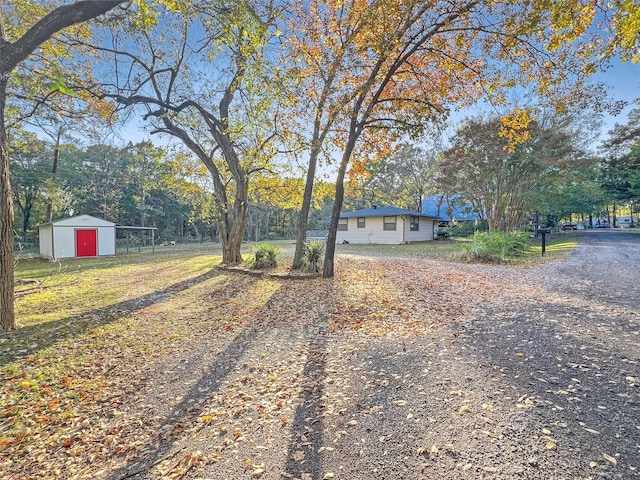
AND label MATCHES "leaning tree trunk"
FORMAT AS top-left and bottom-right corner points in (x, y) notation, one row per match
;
(0, 76), (16, 331)
(293, 142), (321, 268)
(323, 137), (357, 278)
(322, 174), (343, 278)
(1, 2), (128, 329)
